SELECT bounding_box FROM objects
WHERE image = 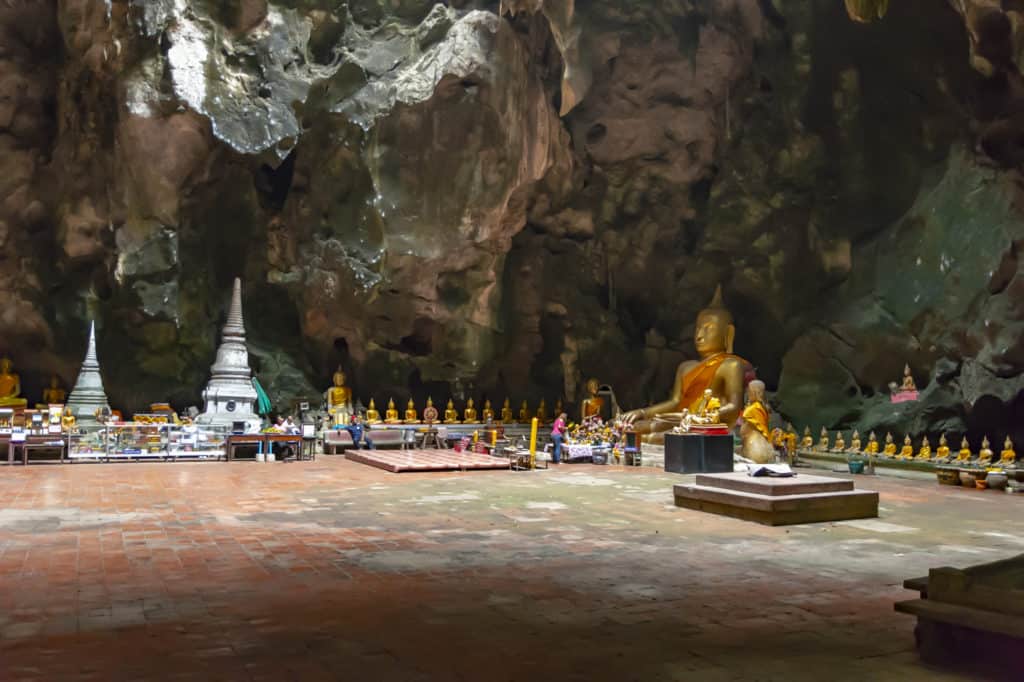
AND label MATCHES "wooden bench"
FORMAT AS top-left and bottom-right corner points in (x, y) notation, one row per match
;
(323, 429), (355, 454)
